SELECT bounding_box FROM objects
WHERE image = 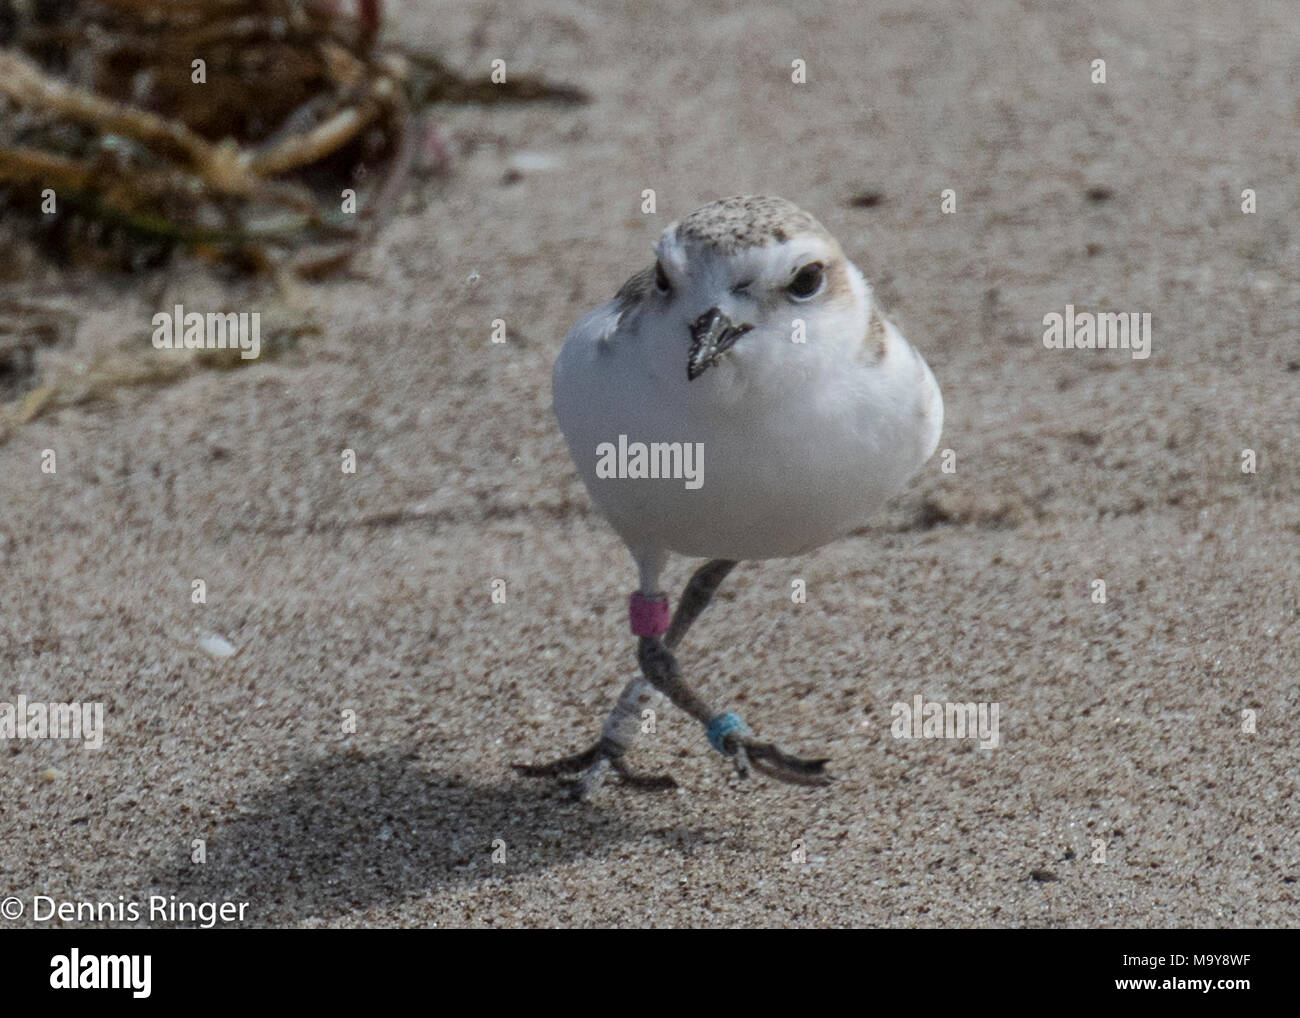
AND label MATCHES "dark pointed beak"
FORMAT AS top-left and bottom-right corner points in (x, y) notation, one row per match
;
(687, 307), (754, 380)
